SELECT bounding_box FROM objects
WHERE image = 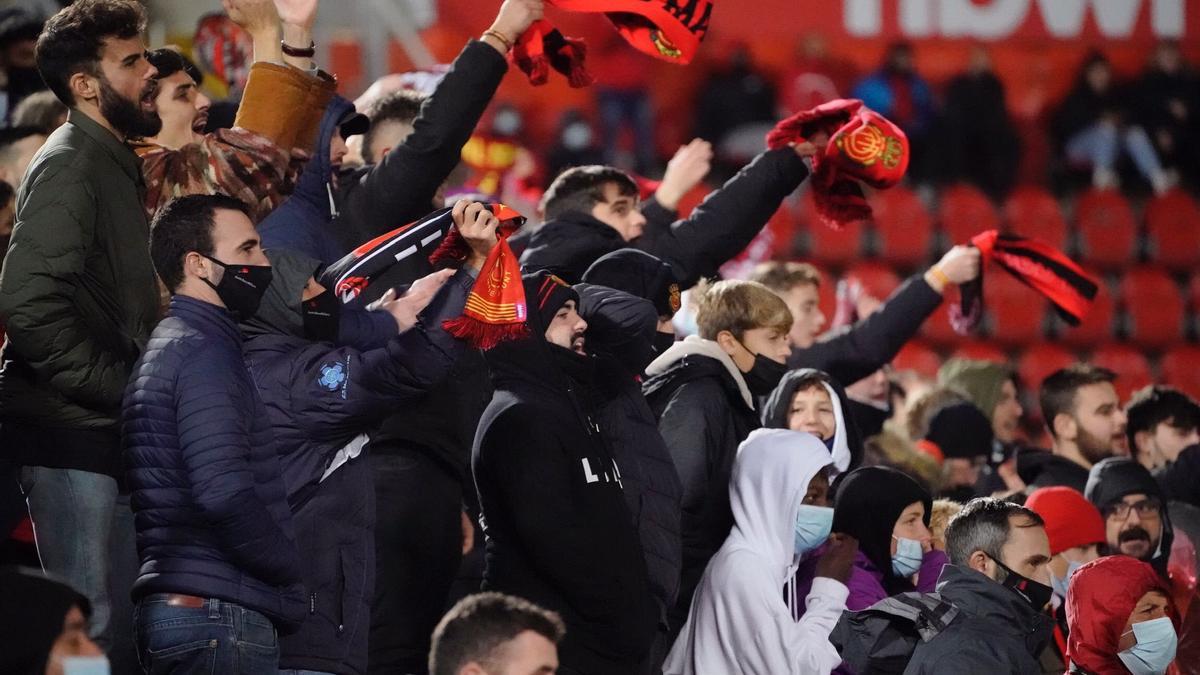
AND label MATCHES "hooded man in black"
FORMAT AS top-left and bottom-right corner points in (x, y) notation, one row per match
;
(580, 249), (684, 673)
(473, 271), (657, 675)
(1085, 457), (1175, 579)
